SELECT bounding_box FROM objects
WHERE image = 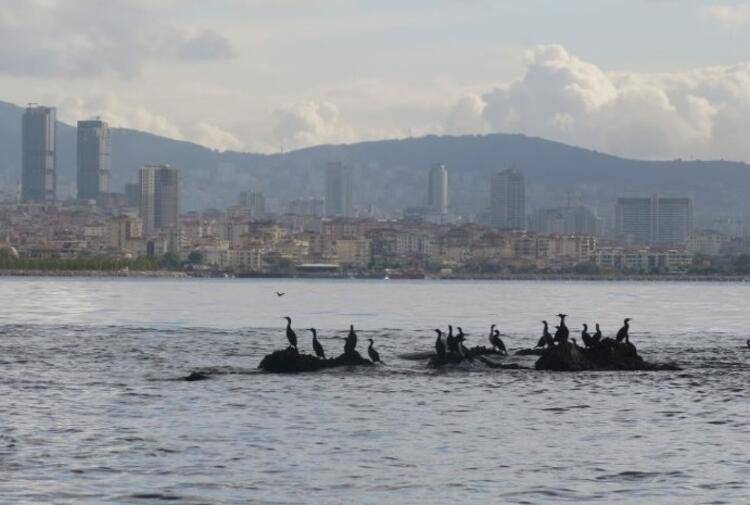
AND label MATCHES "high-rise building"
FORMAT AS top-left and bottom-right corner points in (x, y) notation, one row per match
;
(490, 169), (525, 230)
(238, 190), (266, 218)
(427, 163), (448, 215)
(529, 206), (600, 236)
(614, 195), (693, 244)
(125, 183), (141, 208)
(77, 119), (111, 201)
(139, 165), (180, 235)
(21, 105), (56, 202)
(325, 161), (353, 217)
